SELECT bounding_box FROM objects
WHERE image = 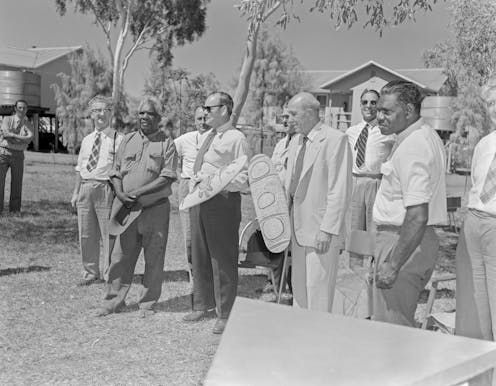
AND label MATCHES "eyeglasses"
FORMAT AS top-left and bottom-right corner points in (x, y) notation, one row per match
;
(361, 100), (377, 106)
(91, 108), (111, 113)
(139, 111), (158, 117)
(202, 104), (224, 113)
